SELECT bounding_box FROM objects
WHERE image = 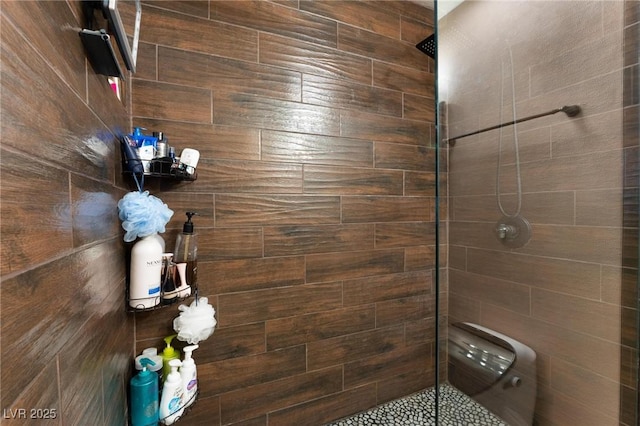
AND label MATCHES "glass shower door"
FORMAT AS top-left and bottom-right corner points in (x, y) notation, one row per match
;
(436, 1), (639, 424)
